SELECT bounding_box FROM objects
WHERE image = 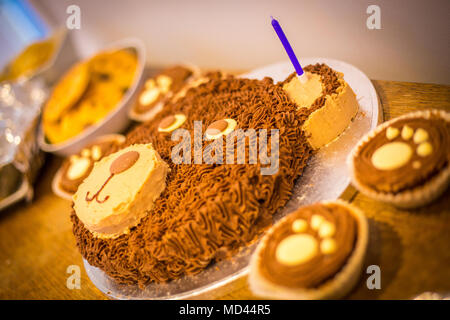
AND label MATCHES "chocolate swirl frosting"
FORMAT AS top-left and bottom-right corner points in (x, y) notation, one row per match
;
(70, 68), (335, 287)
(258, 203), (357, 288)
(354, 116), (450, 193)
